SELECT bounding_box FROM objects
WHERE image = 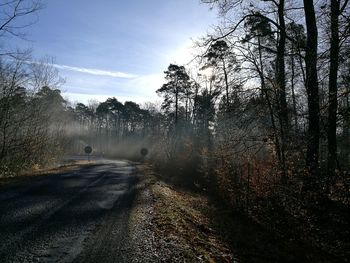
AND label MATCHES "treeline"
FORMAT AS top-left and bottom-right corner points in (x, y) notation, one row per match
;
(65, 98), (163, 160)
(0, 58), (164, 175)
(0, 59), (160, 175)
